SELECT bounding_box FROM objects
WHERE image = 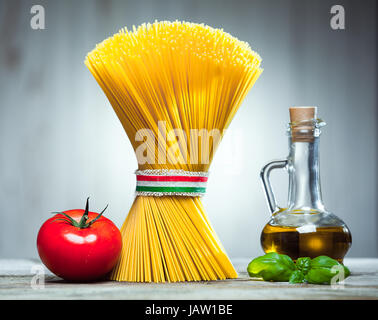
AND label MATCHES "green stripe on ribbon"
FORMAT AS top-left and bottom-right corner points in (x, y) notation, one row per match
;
(136, 186), (206, 193)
